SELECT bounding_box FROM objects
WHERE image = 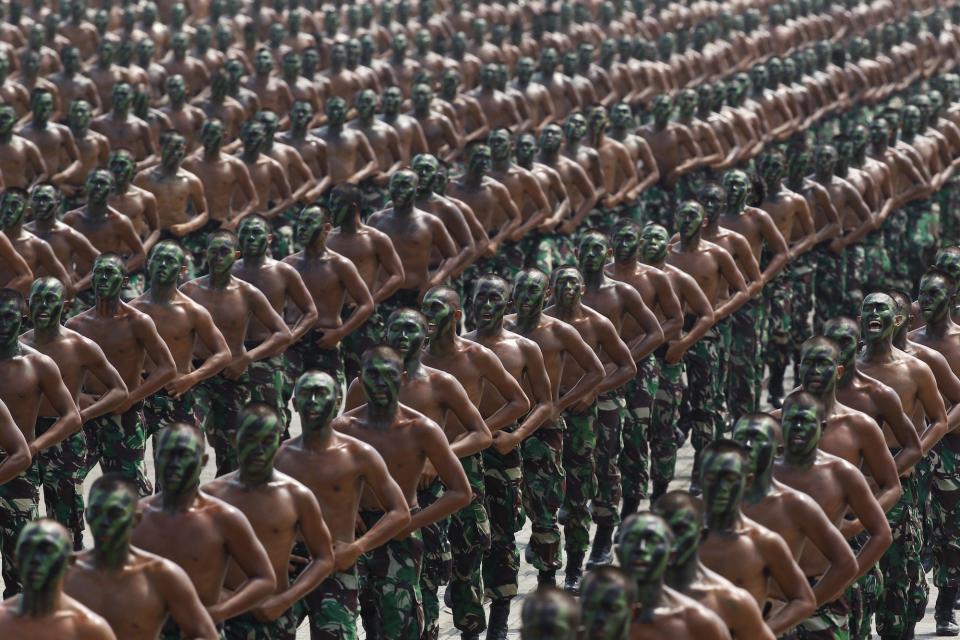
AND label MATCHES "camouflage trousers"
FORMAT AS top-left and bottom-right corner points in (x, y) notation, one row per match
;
(449, 453), (491, 634)
(651, 354), (684, 486)
(882, 207), (912, 294)
(34, 417), (87, 544)
(813, 244), (847, 336)
(291, 541), (359, 640)
(938, 177), (960, 245)
(794, 576), (851, 640)
(482, 430), (524, 601)
(286, 333), (346, 406)
(904, 198), (940, 292)
(358, 509), (425, 640)
(789, 252), (816, 368)
(765, 266), (795, 375)
(592, 392), (626, 528)
(726, 299), (765, 424)
(223, 605), (301, 640)
(83, 402), (152, 496)
(843, 242), (866, 317)
(642, 183), (676, 231)
(246, 353), (289, 432)
(195, 371), (253, 477)
(417, 479), (452, 640)
(562, 405), (598, 556)
(931, 436), (960, 589)
(521, 422), (565, 572)
(846, 531), (883, 640)
(621, 356), (658, 503)
(680, 326), (723, 481)
(143, 387), (204, 438)
(862, 230), (892, 294)
(0, 459), (39, 597)
(876, 471), (928, 637)
(516, 230), (576, 277)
